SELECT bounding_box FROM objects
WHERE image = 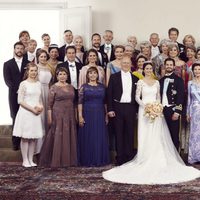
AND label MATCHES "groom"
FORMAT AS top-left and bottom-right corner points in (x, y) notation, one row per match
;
(160, 58), (185, 150)
(107, 56), (138, 165)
